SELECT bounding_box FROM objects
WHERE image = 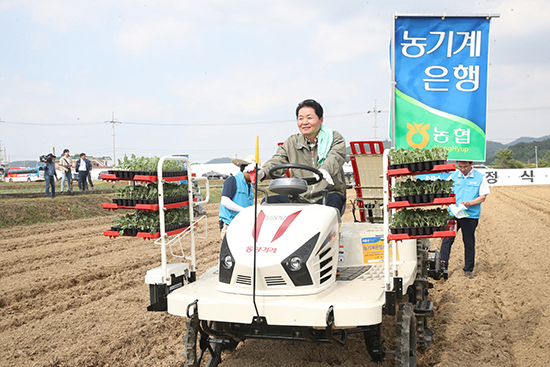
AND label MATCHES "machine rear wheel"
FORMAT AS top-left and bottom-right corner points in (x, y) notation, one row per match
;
(396, 302), (417, 367)
(183, 312), (200, 367)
